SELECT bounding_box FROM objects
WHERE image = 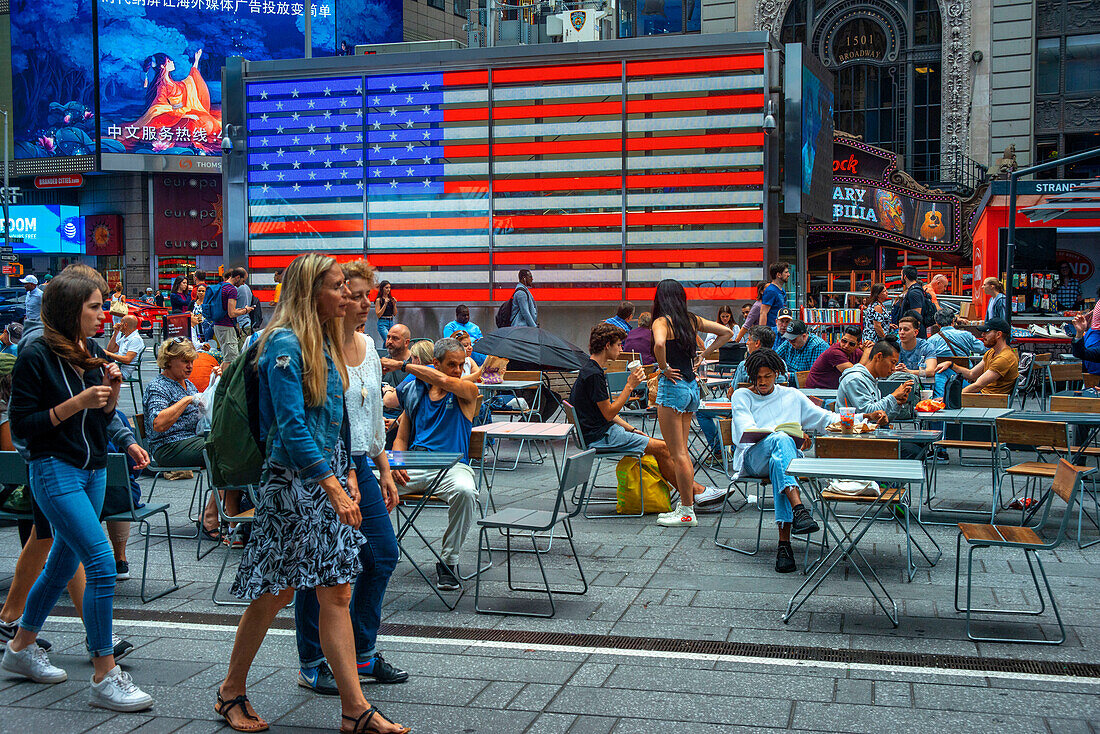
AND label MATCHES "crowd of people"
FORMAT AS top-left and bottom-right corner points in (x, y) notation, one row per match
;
(0, 253), (1097, 730)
